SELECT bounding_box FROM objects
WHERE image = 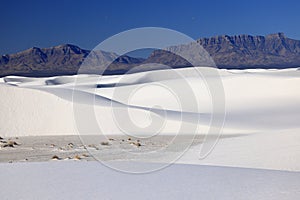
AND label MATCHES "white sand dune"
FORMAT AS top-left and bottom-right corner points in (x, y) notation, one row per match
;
(0, 161), (299, 200)
(178, 130), (300, 171)
(0, 67), (300, 171)
(1, 67), (300, 135)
